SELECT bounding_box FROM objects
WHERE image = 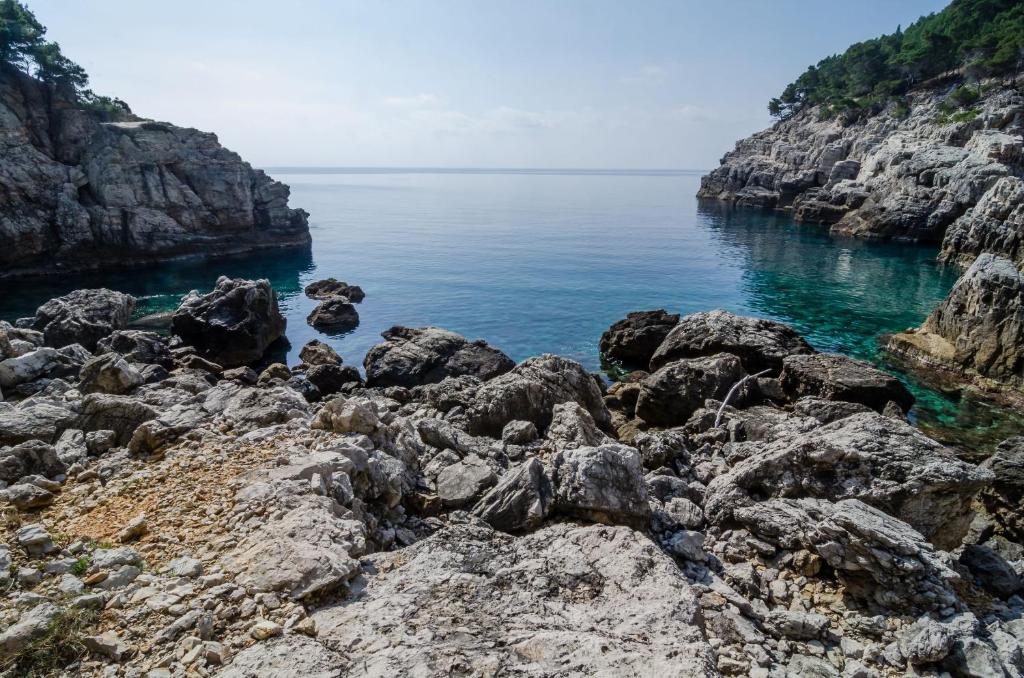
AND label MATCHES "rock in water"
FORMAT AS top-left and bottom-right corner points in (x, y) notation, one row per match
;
(304, 278), (365, 302)
(887, 254), (1024, 392)
(172, 277), (286, 368)
(0, 67), (308, 278)
(650, 310), (813, 373)
(363, 326), (513, 388)
(29, 289), (135, 351)
(599, 309), (679, 368)
(306, 297), (359, 332)
(779, 352), (914, 413)
(310, 523), (715, 676)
